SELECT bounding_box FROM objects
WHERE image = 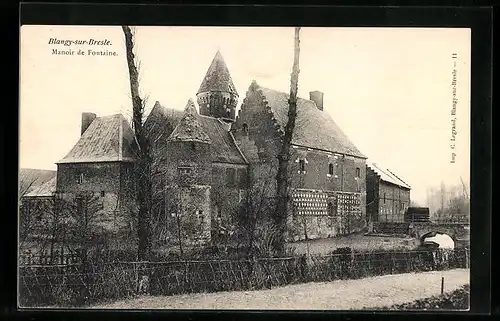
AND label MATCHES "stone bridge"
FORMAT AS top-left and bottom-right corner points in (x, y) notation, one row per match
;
(412, 222), (470, 240)
(372, 221), (470, 241)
